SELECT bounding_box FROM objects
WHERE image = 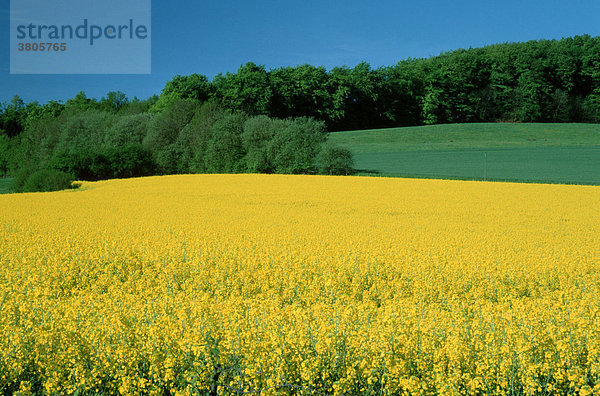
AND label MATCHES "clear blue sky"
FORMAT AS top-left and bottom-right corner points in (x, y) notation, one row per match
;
(1, 0), (599, 104)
